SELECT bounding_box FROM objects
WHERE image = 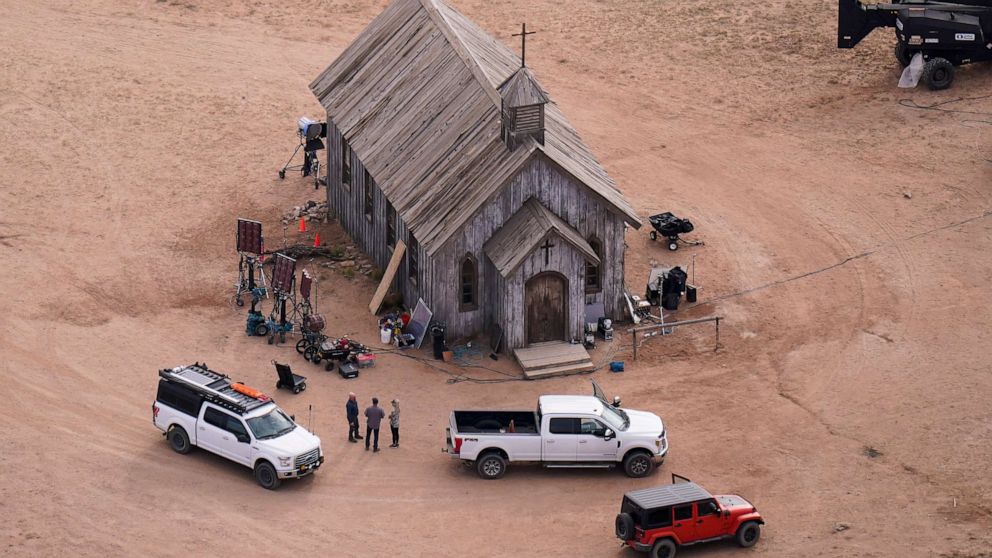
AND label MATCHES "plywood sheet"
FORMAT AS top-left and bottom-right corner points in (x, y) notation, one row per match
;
(368, 240), (406, 314)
